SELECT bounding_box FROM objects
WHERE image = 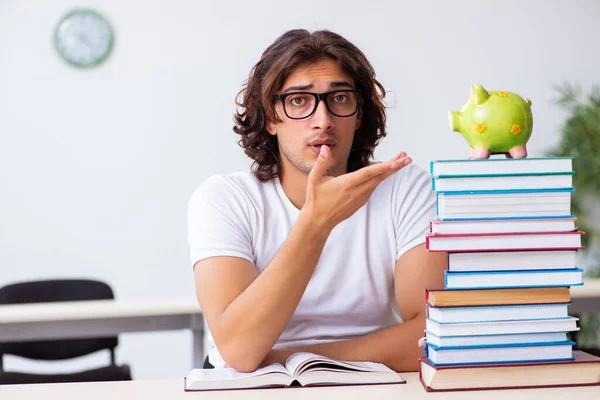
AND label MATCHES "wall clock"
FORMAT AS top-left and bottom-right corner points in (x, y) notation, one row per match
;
(54, 9), (113, 68)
